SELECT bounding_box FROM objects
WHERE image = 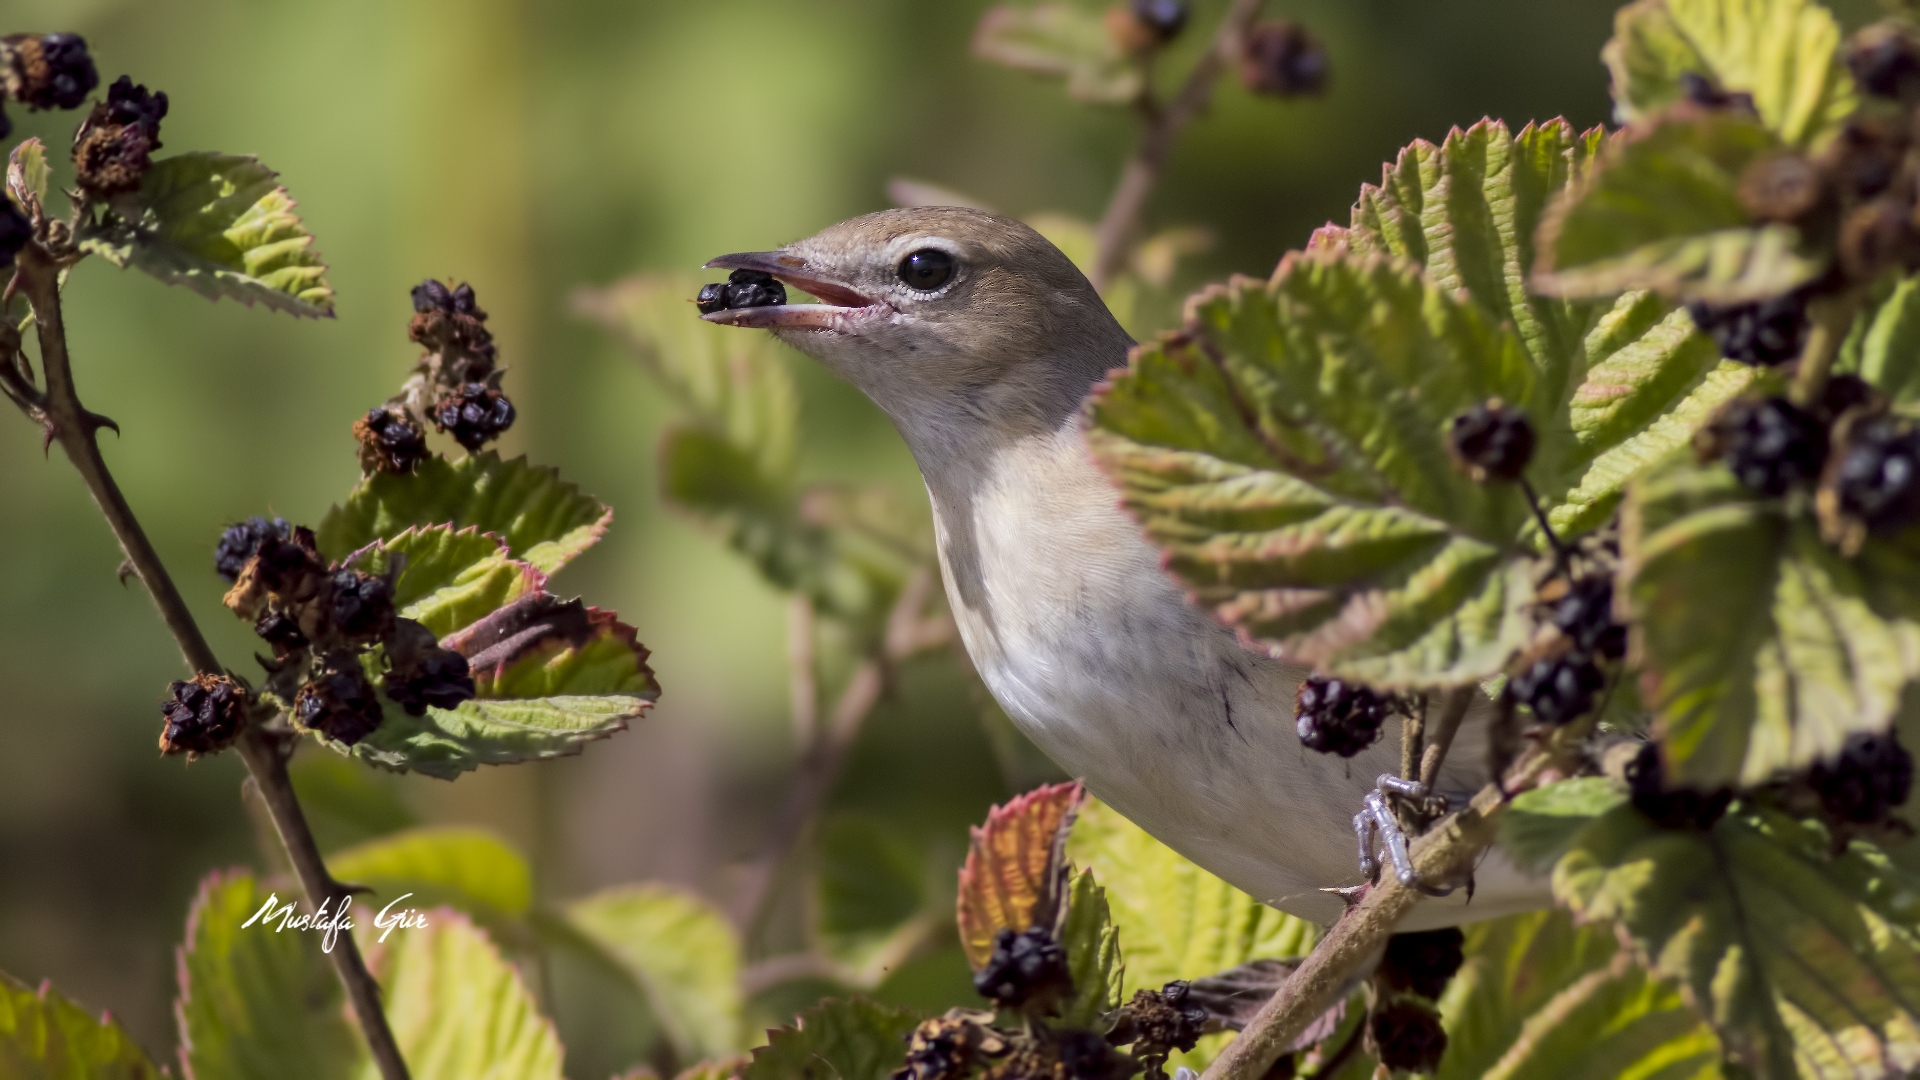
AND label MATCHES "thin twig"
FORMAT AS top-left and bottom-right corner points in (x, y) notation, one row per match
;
(1790, 291), (1864, 408)
(1417, 687), (1474, 790)
(1400, 698), (1424, 785)
(13, 247), (412, 1080)
(788, 595), (819, 747)
(1089, 0), (1267, 290)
